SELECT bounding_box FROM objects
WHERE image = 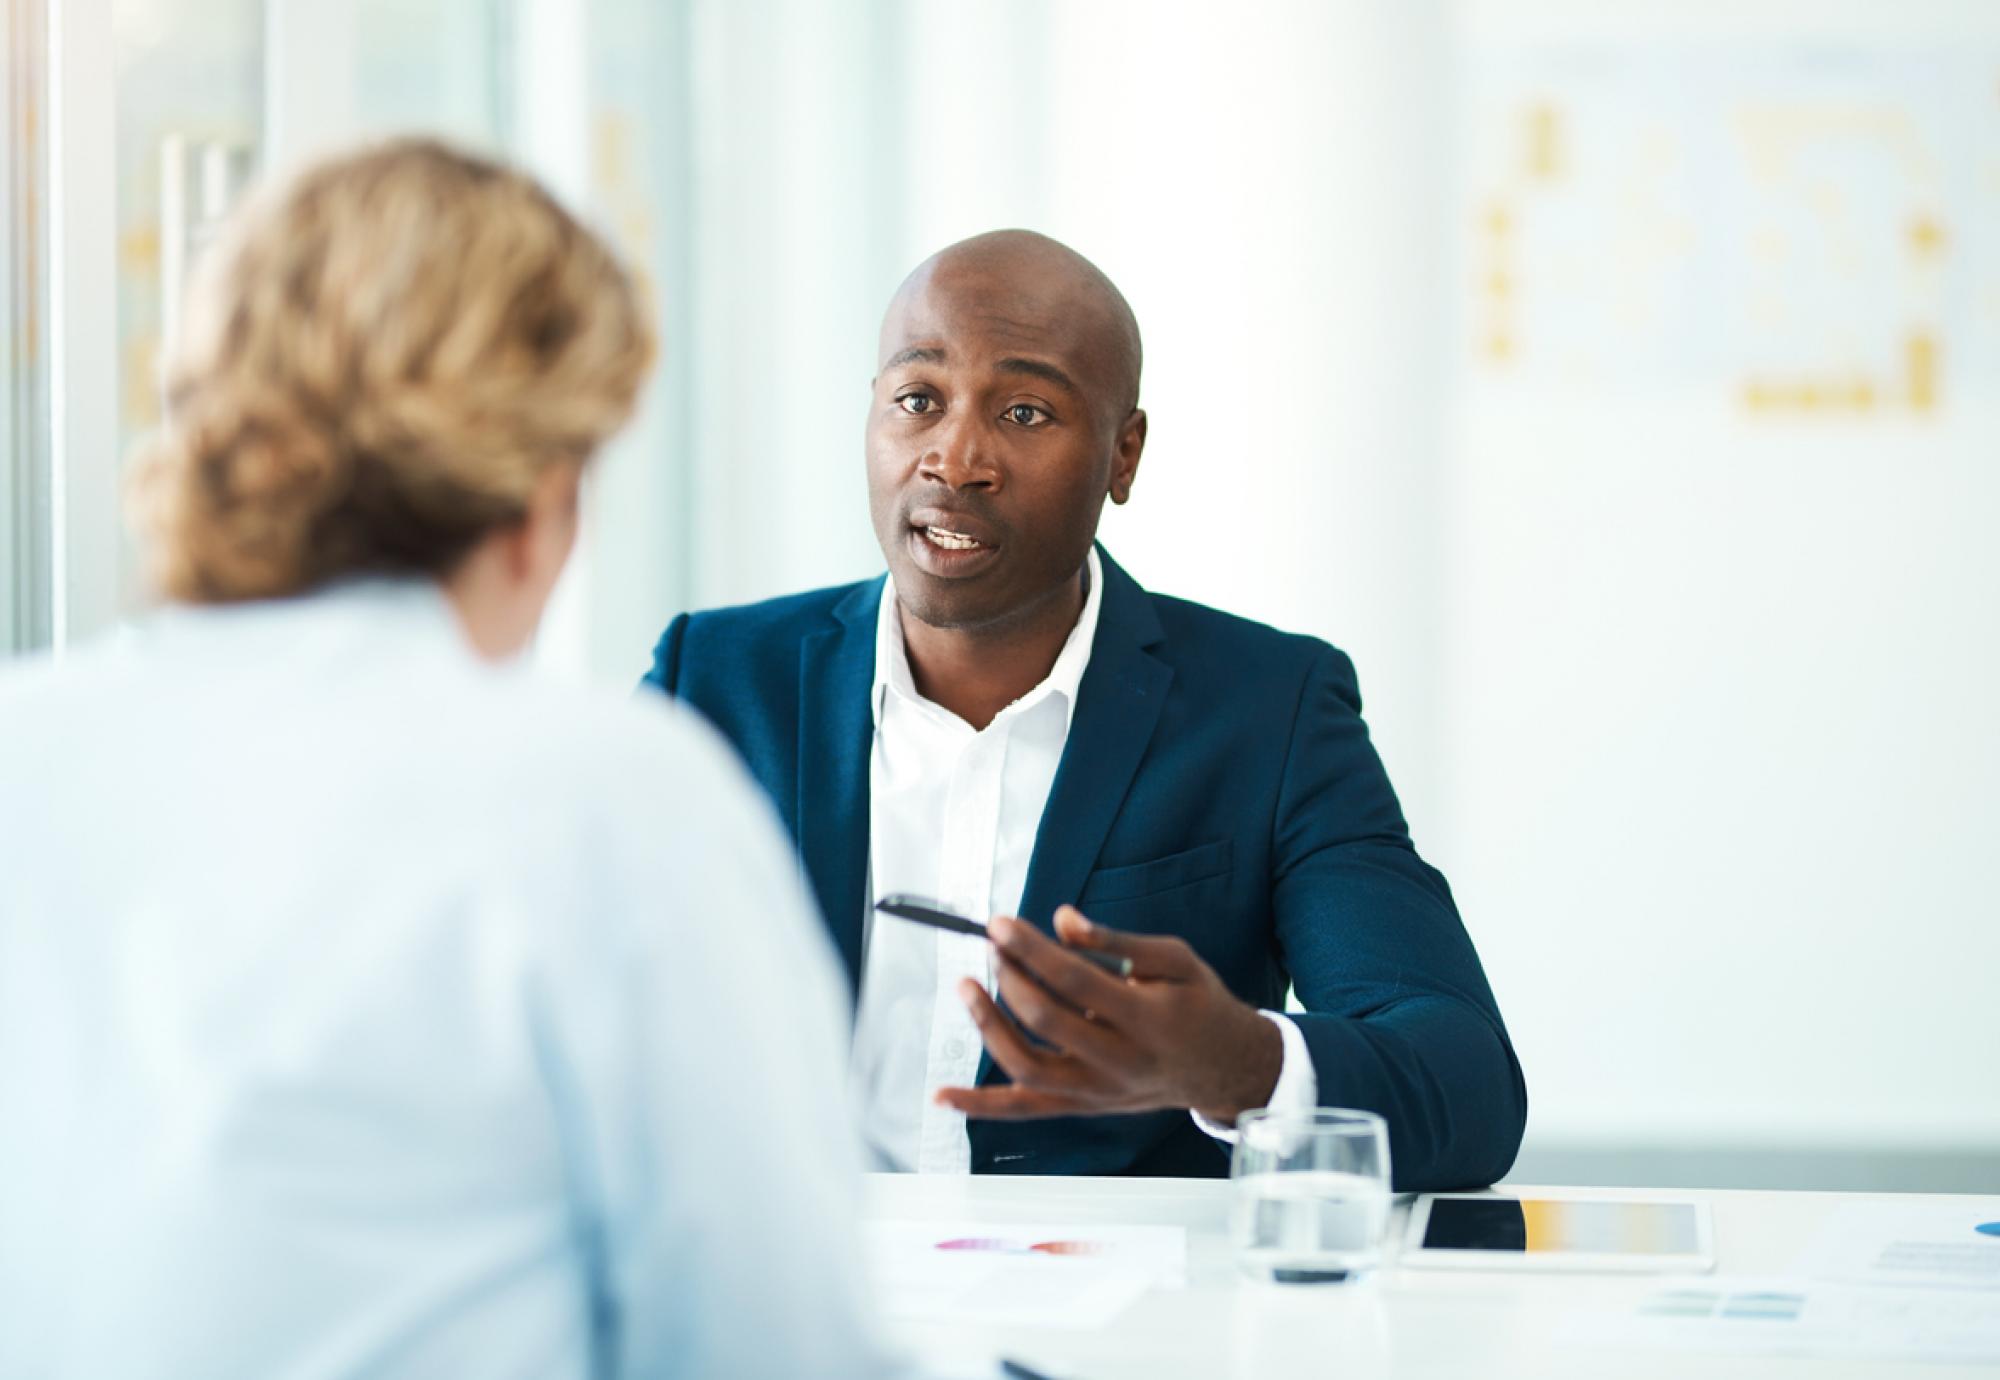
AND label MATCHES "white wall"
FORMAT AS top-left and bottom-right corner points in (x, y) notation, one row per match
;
(1446, 0), (2000, 1157)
